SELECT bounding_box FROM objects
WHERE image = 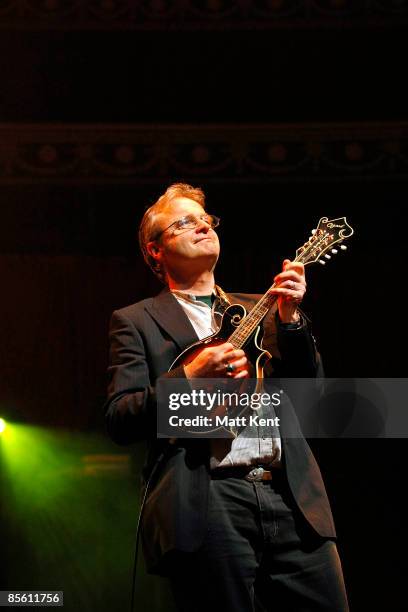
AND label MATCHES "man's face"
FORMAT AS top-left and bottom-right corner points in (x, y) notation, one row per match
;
(150, 197), (220, 277)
